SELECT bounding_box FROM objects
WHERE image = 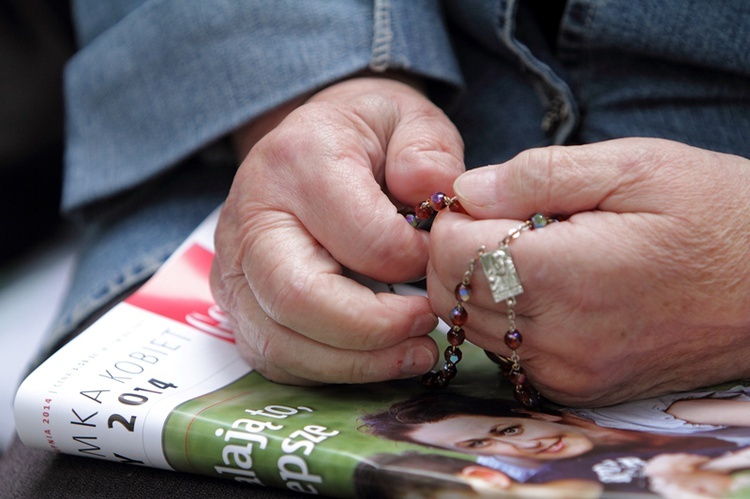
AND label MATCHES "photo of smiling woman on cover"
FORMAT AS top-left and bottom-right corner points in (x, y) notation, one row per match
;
(360, 391), (750, 490)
